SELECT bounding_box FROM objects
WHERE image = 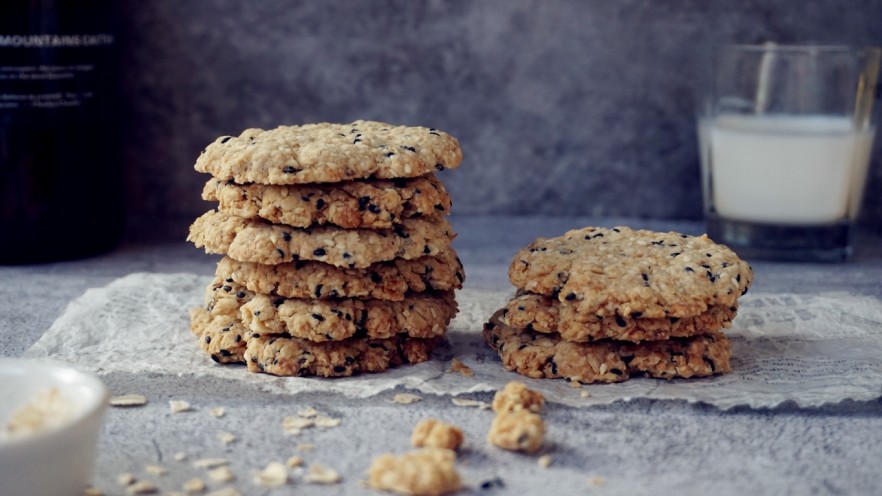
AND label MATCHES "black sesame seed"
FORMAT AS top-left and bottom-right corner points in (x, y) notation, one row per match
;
(315, 284), (323, 298)
(423, 244), (431, 254)
(385, 152), (395, 157)
(367, 204), (381, 214)
(283, 232), (291, 241)
(435, 163), (445, 171)
(219, 349), (232, 357)
(276, 248), (285, 258)
(313, 248), (326, 257)
(370, 272), (382, 283)
(685, 267), (694, 273)
(401, 145), (416, 152)
(283, 166), (301, 174)
(615, 316), (627, 327)
(236, 291), (246, 299)
(312, 313), (325, 321)
(223, 285), (232, 292)
(358, 196), (371, 211)
(333, 365), (346, 373)
(316, 199), (326, 209)
(204, 335), (211, 343)
(565, 292), (577, 301)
